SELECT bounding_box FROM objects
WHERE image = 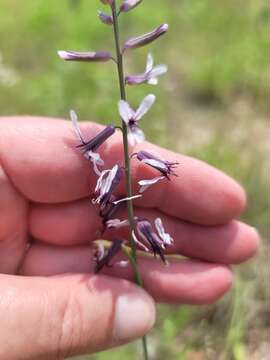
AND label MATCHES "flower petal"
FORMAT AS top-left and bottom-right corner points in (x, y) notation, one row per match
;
(118, 100), (135, 124)
(87, 152), (104, 176)
(128, 127), (145, 146)
(147, 77), (158, 85)
(139, 176), (165, 193)
(134, 94), (156, 121)
(146, 53), (154, 72)
(95, 169), (110, 193)
(113, 194), (142, 205)
(155, 218), (174, 246)
(106, 219), (130, 229)
(125, 74), (148, 85)
(150, 64), (168, 78)
(141, 158), (167, 171)
(132, 231), (150, 252)
(70, 110), (84, 144)
(102, 165), (119, 196)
